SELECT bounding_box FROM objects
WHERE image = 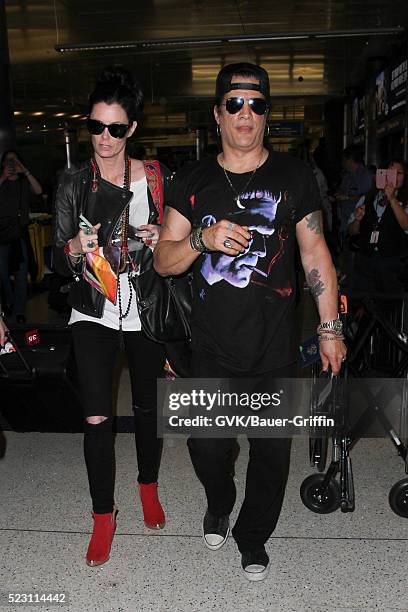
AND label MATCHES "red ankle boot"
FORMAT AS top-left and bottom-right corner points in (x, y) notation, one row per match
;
(86, 507), (117, 567)
(139, 483), (165, 530)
